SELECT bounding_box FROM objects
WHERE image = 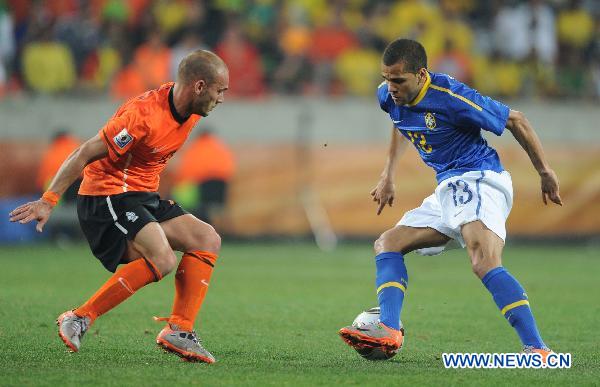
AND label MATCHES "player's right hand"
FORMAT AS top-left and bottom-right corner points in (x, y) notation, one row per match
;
(9, 199), (53, 232)
(540, 169), (563, 206)
(370, 178), (395, 215)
